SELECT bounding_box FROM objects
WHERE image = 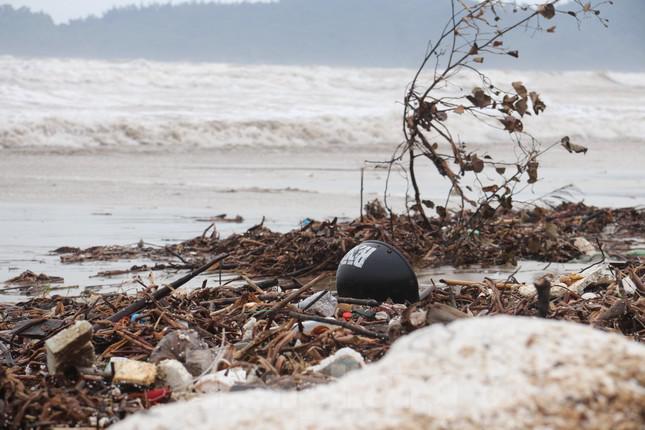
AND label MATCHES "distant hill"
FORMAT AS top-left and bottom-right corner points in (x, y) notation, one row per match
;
(0, 0), (643, 70)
